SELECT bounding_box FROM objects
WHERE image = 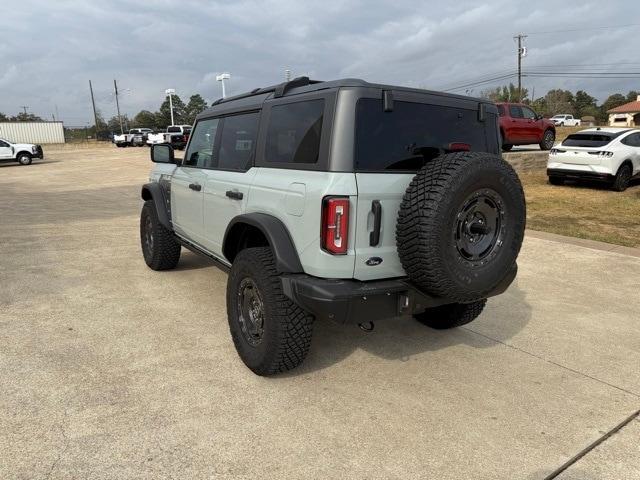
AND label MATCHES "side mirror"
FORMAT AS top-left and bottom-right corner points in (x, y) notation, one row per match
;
(151, 144), (175, 164)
